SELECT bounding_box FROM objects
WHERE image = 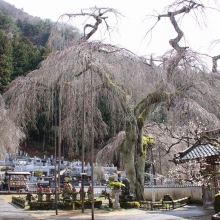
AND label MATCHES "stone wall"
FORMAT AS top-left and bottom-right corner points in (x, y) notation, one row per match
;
(144, 185), (202, 203)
